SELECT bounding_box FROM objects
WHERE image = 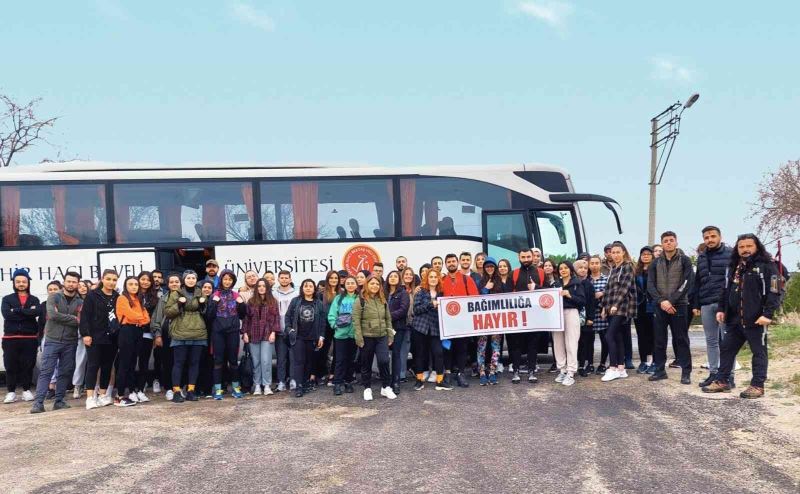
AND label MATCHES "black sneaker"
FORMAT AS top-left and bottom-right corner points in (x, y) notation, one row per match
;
(587, 364), (595, 373)
(45, 389), (56, 400)
(636, 362), (648, 374)
(30, 402), (45, 414)
(344, 383), (355, 394)
(185, 391), (198, 402)
(53, 400), (71, 411)
(172, 392), (185, 403)
(625, 359), (635, 370)
(435, 379), (454, 391)
(699, 373), (717, 388)
(680, 372), (691, 385)
(115, 397), (136, 407)
(578, 368), (588, 378)
(392, 384), (401, 395)
(595, 364), (607, 375)
(668, 360), (680, 369)
(548, 363), (558, 374)
(728, 375), (736, 389)
(649, 370), (668, 381)
(413, 379), (425, 391)
(294, 388), (304, 398)
(456, 373), (469, 388)
(334, 384), (343, 396)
